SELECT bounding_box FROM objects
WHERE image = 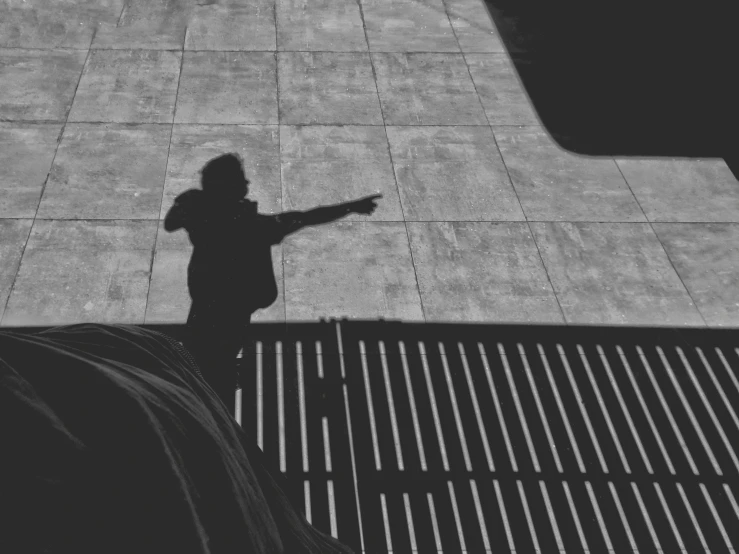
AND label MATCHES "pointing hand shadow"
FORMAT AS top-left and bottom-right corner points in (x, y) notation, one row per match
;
(352, 193), (383, 215)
